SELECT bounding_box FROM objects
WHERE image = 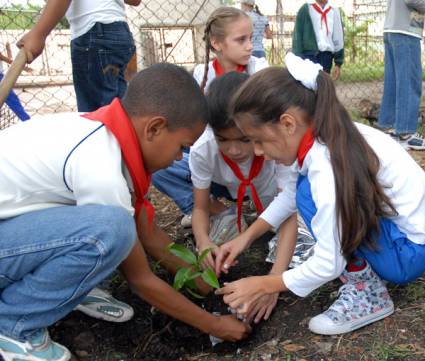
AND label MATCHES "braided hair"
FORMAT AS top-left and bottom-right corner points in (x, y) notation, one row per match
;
(200, 7), (249, 92)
